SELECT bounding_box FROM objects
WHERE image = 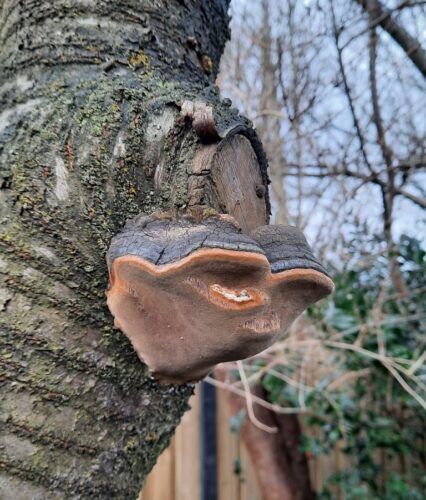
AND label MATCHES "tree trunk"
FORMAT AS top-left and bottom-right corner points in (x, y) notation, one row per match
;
(0, 1), (269, 498)
(258, 0), (289, 226)
(219, 376), (314, 500)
